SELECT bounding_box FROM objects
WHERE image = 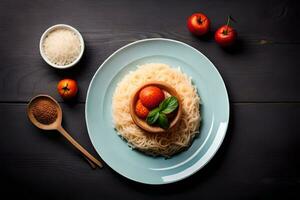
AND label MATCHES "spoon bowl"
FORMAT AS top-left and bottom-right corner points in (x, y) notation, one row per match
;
(27, 95), (62, 130)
